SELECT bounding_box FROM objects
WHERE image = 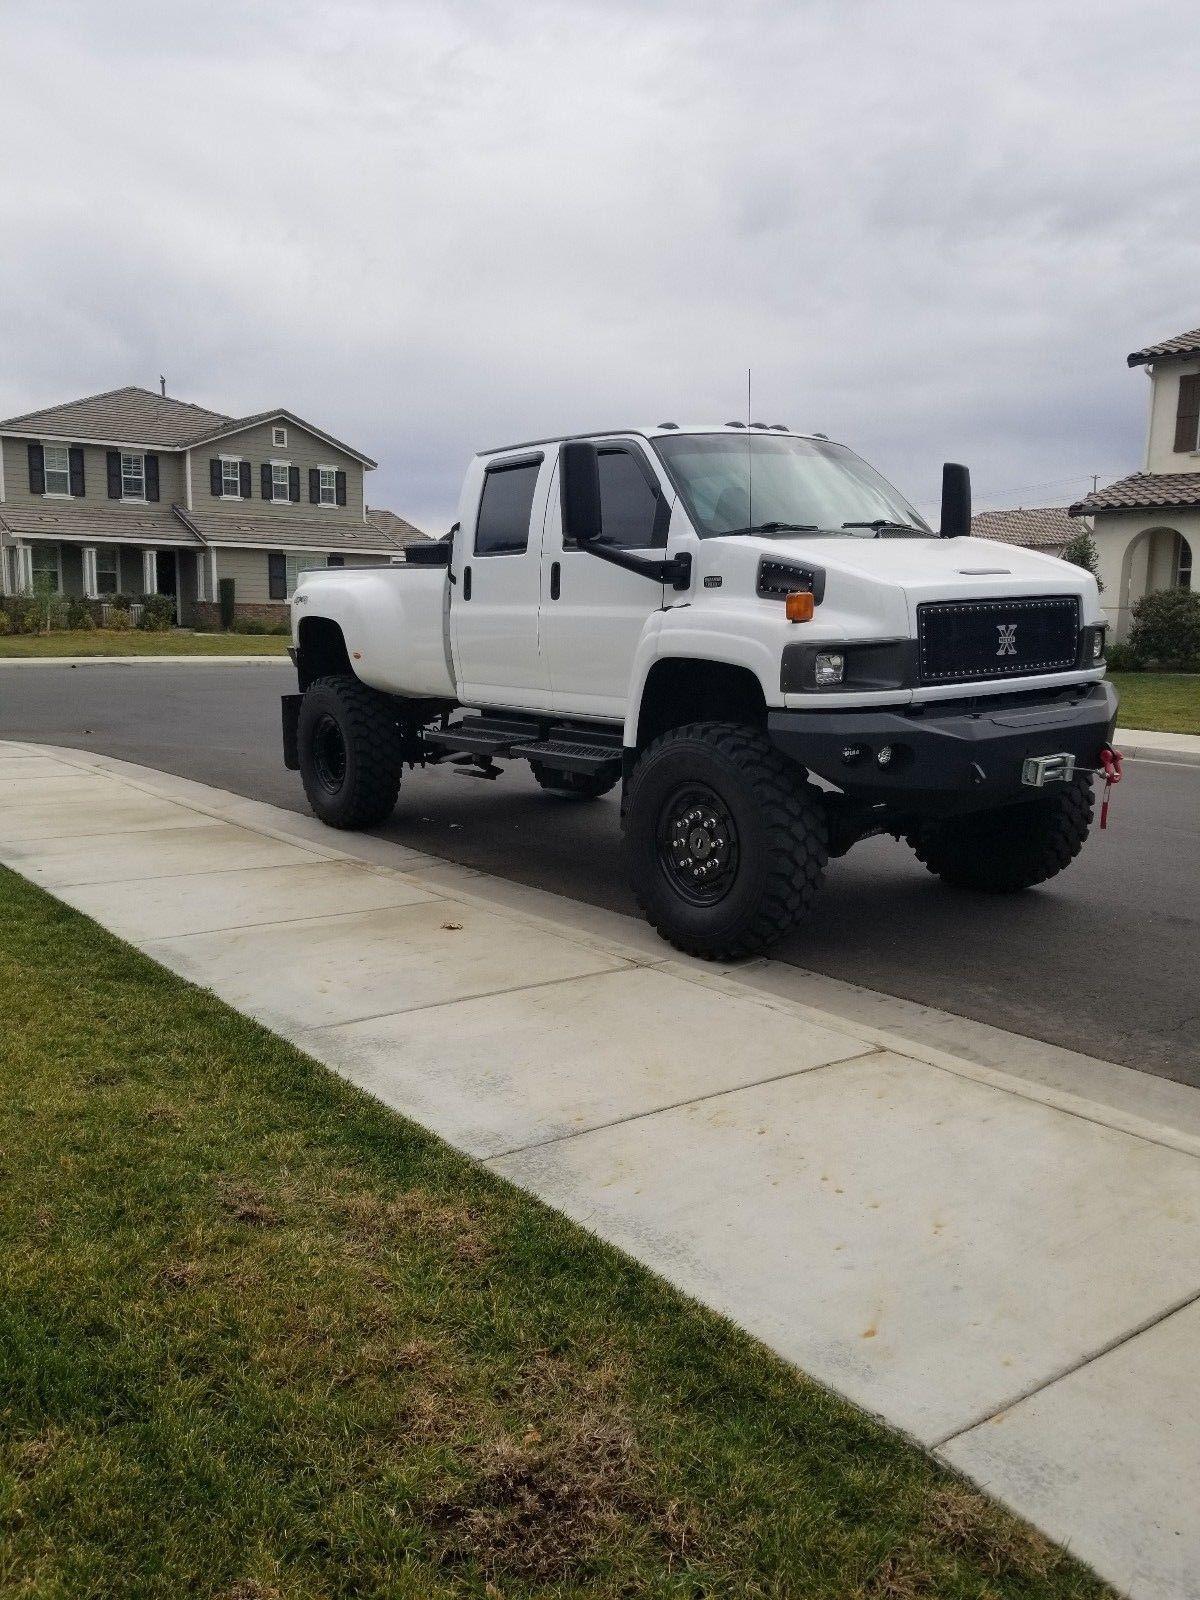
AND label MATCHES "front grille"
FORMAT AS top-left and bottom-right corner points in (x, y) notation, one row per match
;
(916, 595), (1080, 685)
